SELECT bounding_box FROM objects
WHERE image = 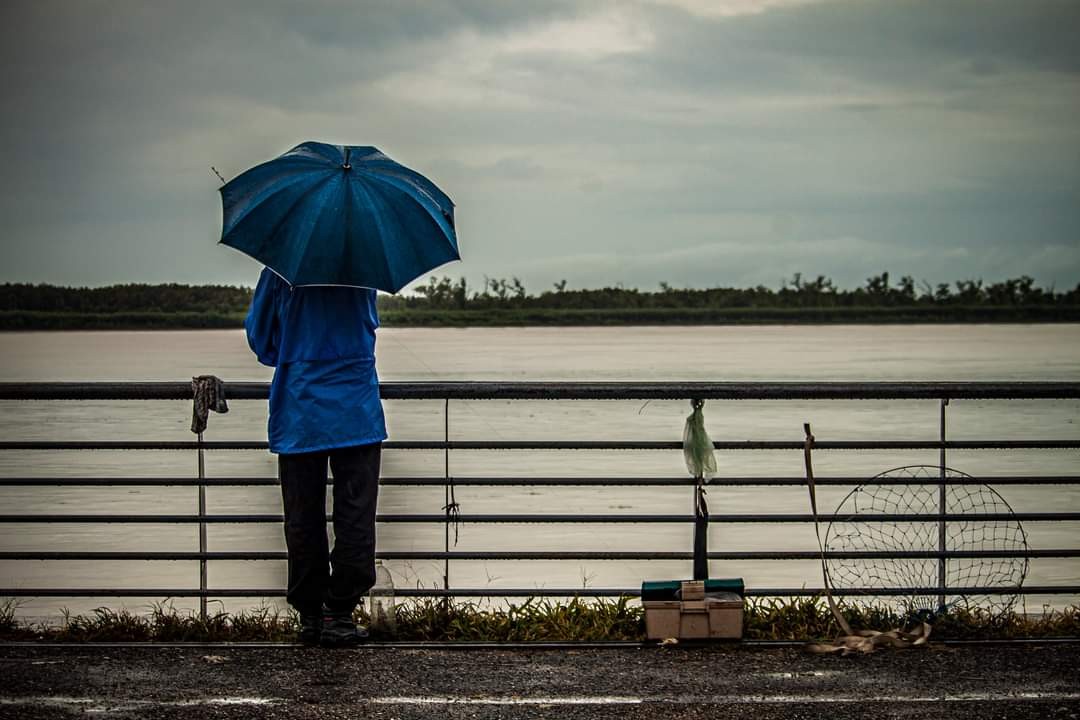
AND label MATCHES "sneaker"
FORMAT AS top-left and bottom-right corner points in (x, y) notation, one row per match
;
(298, 613), (323, 647)
(319, 606), (369, 648)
